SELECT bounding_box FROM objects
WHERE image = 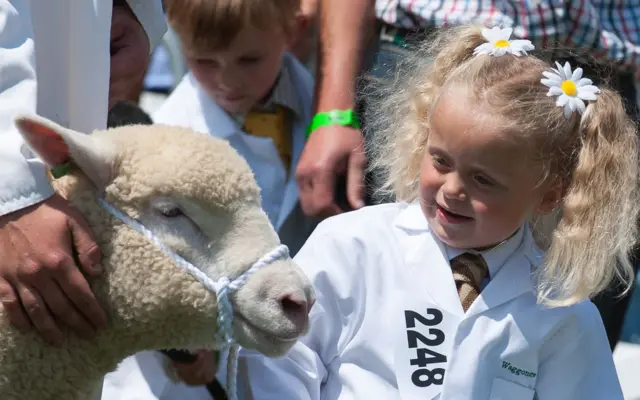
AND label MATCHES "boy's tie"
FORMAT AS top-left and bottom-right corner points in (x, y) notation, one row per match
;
(450, 253), (489, 312)
(242, 106), (292, 170)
